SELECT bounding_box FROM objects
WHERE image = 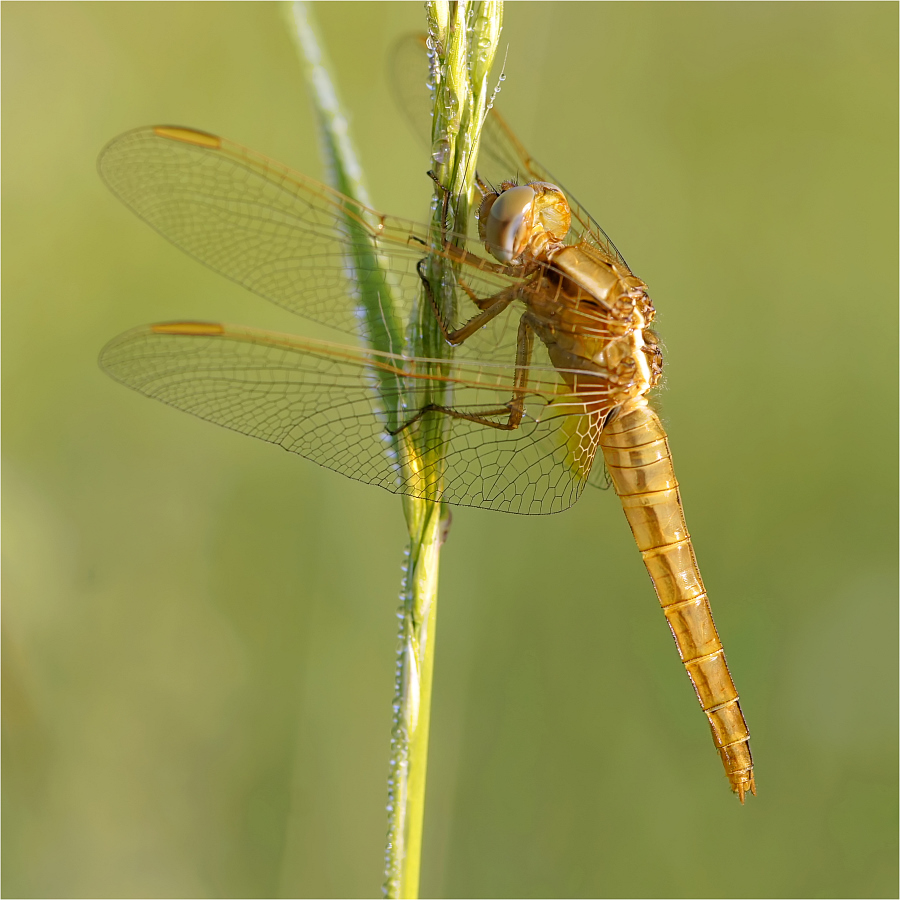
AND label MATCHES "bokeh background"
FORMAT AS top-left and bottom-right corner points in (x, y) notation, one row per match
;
(3, 3), (897, 898)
